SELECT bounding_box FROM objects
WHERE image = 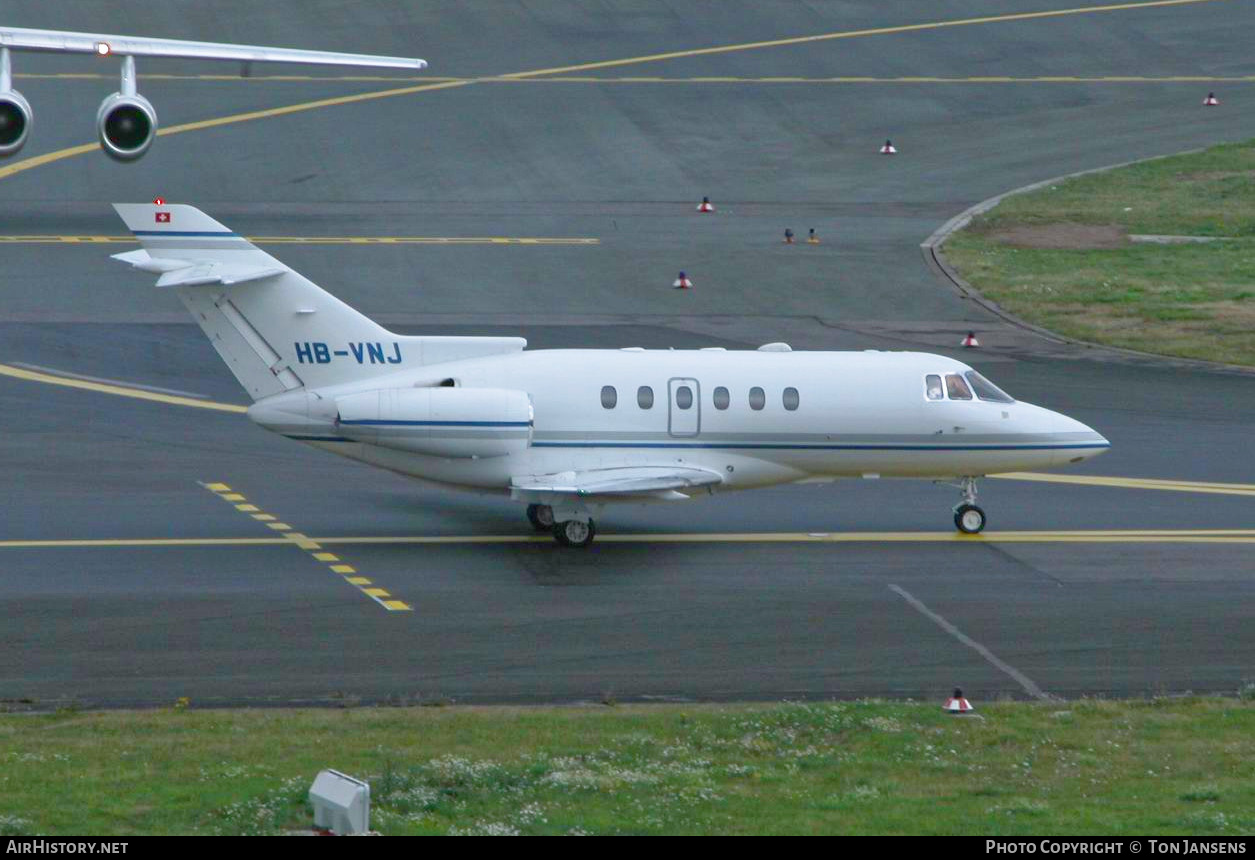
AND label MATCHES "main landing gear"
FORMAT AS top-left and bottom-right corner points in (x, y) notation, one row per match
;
(951, 477), (987, 534)
(526, 503), (555, 531)
(553, 518), (597, 548)
(527, 503), (597, 548)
